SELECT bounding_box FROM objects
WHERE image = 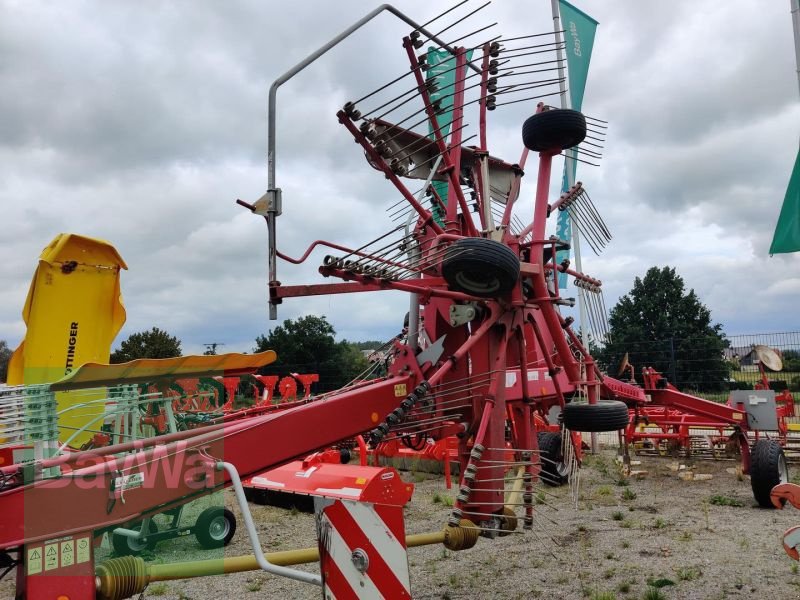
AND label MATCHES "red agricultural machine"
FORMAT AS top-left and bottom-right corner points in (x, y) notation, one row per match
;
(0, 2), (794, 599)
